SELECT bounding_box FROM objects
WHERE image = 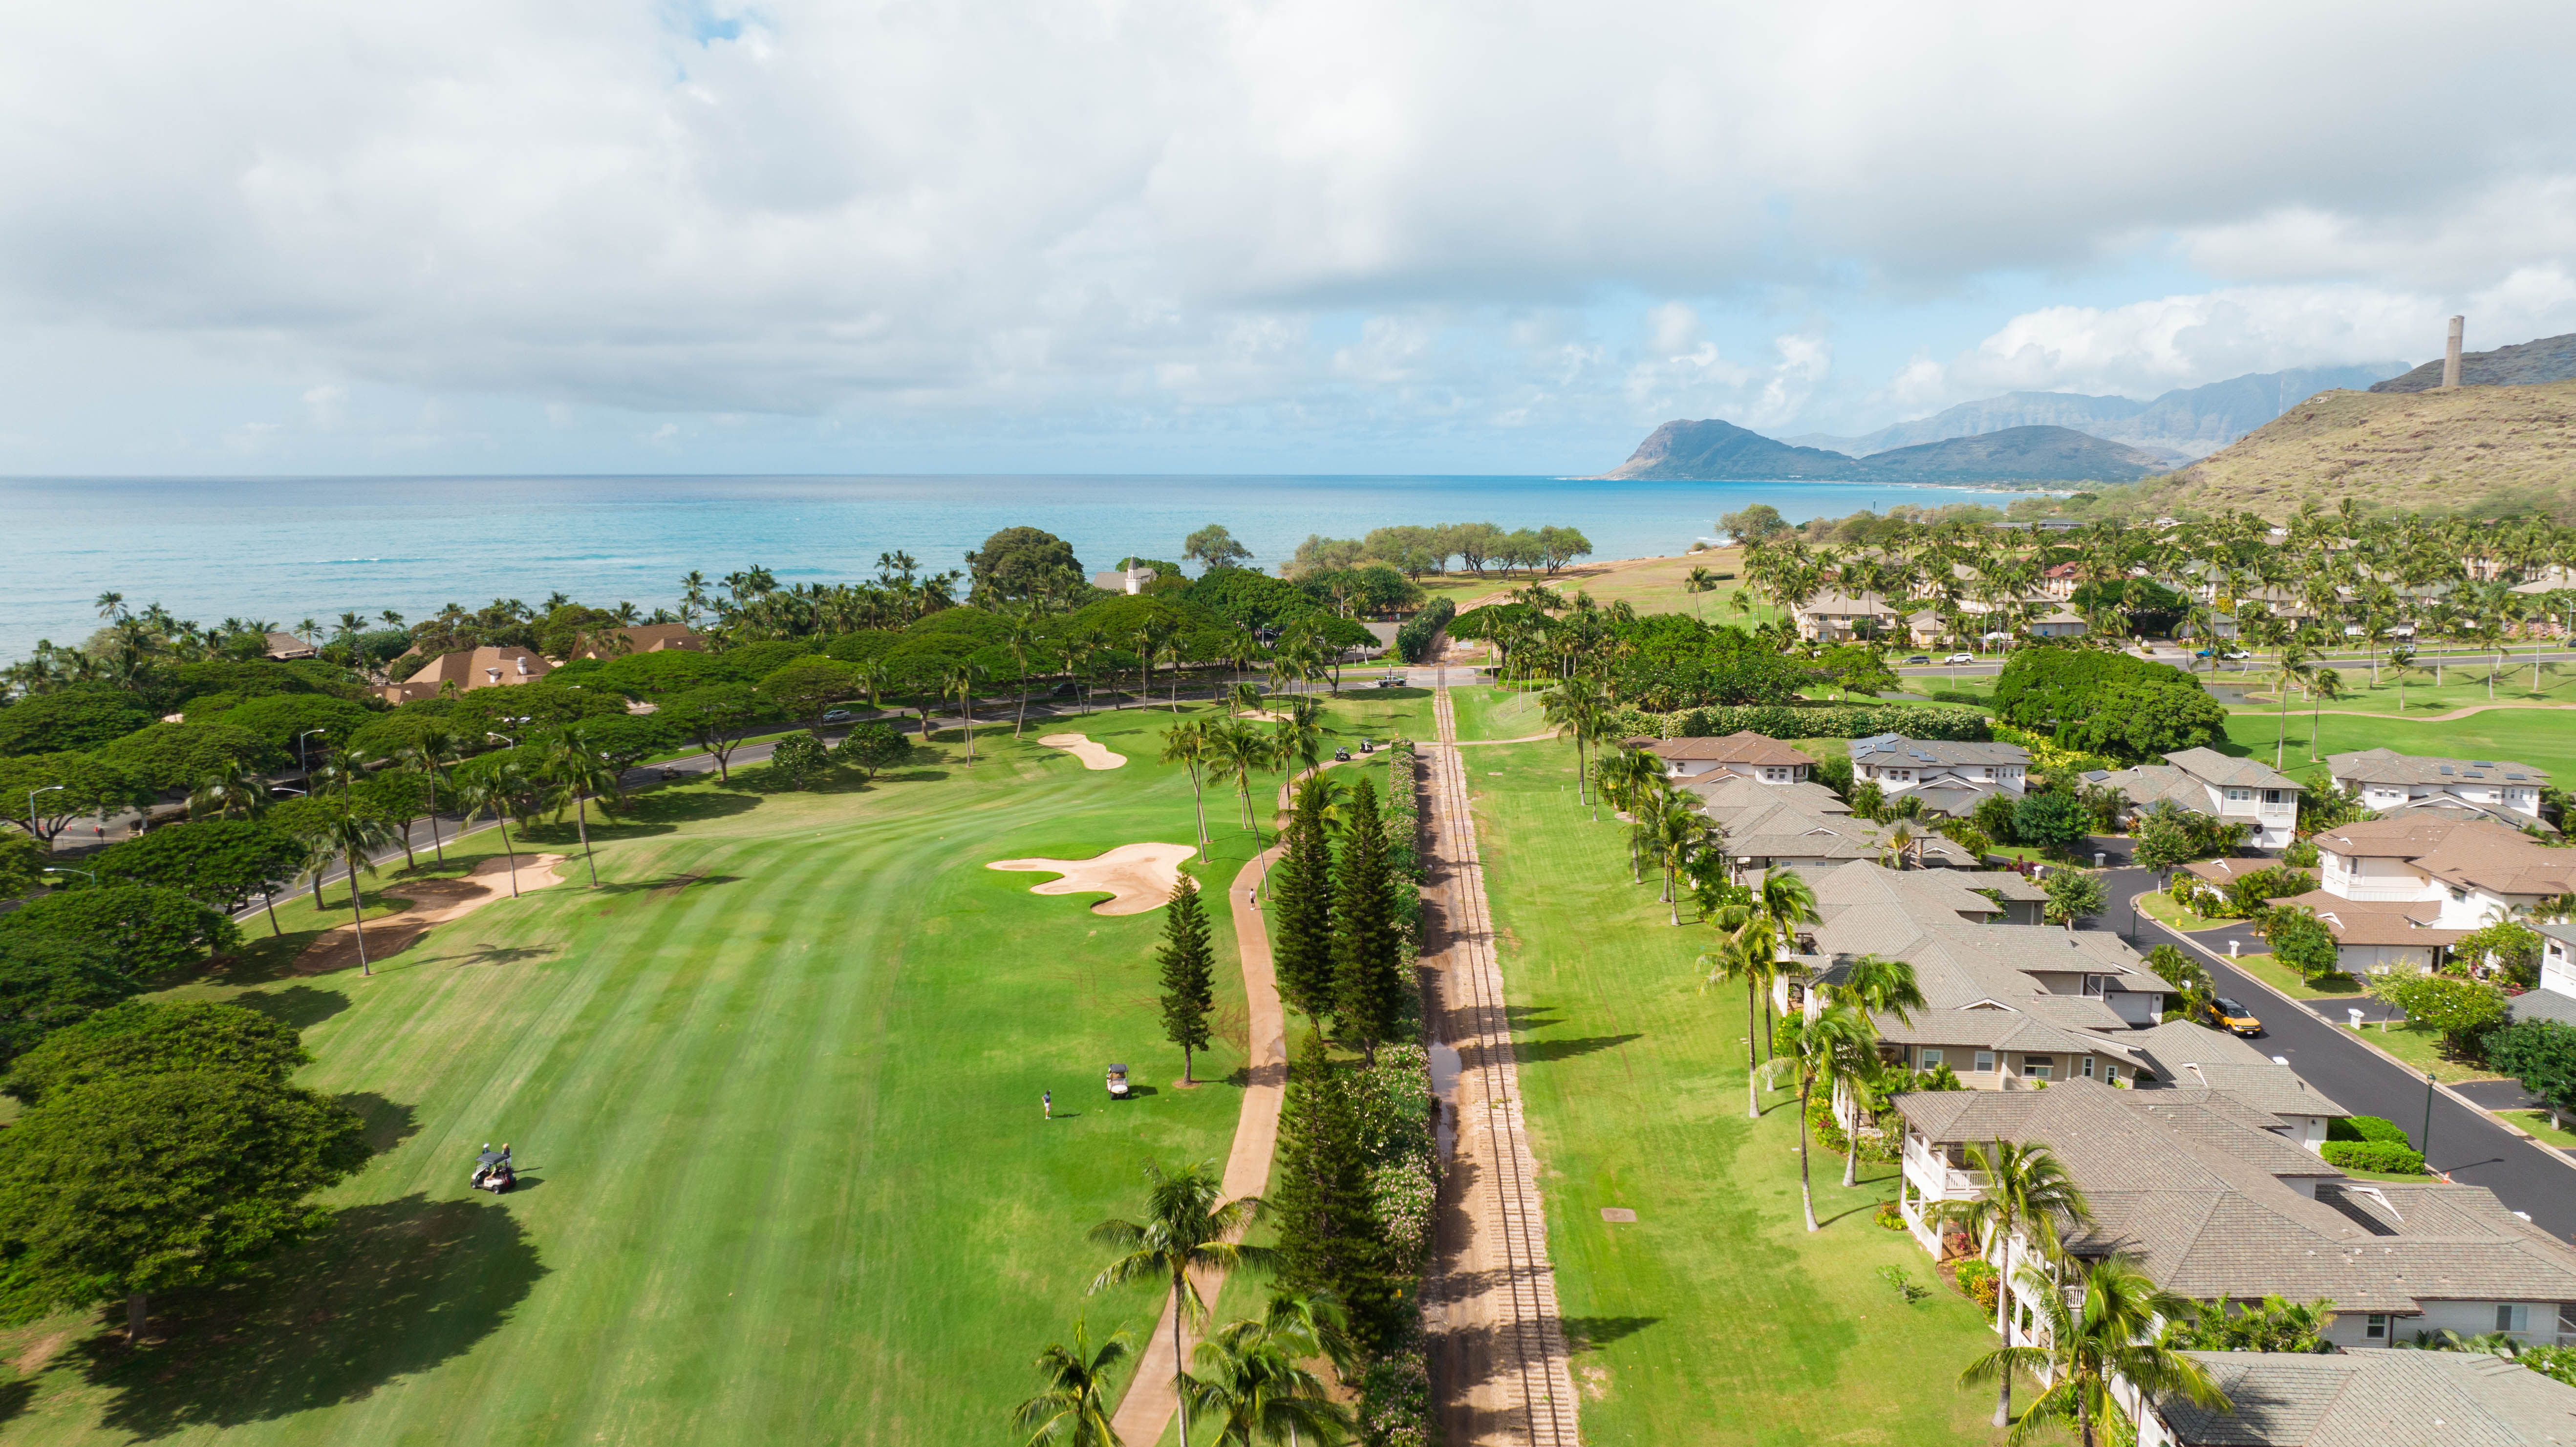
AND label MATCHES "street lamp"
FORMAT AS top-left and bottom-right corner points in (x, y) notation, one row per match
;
(2421, 1069), (2438, 1165)
(42, 866), (95, 885)
(487, 732), (516, 747)
(297, 728), (326, 775)
(27, 784), (64, 848)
